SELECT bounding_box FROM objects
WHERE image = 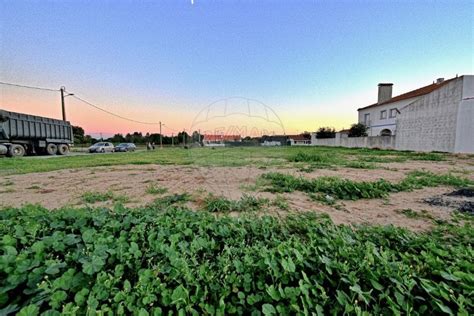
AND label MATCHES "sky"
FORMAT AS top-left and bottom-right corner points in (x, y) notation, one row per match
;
(0, 0), (472, 137)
